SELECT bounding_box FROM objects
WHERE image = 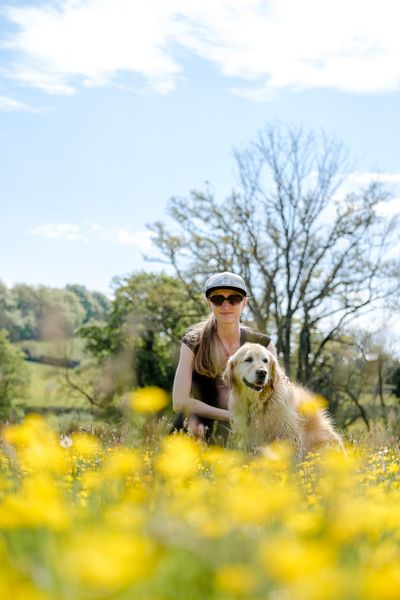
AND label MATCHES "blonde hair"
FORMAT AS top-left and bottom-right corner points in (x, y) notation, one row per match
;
(185, 314), (226, 378)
